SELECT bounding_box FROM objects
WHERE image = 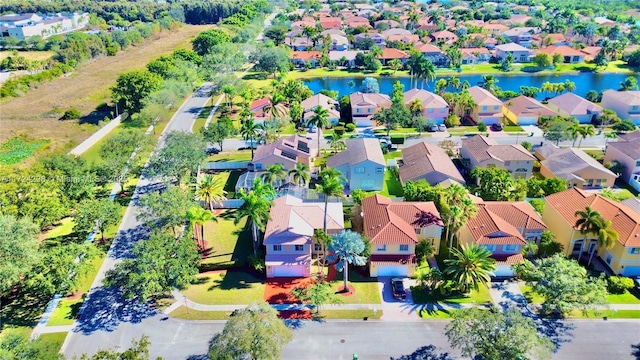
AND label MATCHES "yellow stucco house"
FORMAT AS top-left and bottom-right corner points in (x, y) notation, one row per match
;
(362, 194), (443, 277)
(543, 188), (640, 276)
